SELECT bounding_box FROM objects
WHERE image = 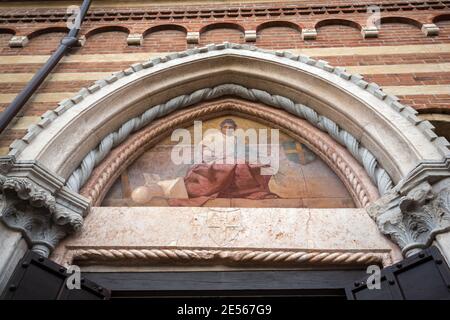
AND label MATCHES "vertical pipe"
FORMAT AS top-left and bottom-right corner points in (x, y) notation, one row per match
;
(0, 0), (92, 133)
